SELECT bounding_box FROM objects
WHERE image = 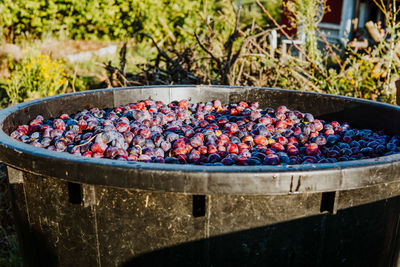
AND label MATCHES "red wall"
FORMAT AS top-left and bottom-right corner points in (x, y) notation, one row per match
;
(280, 0), (343, 37)
(322, 0), (343, 24)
